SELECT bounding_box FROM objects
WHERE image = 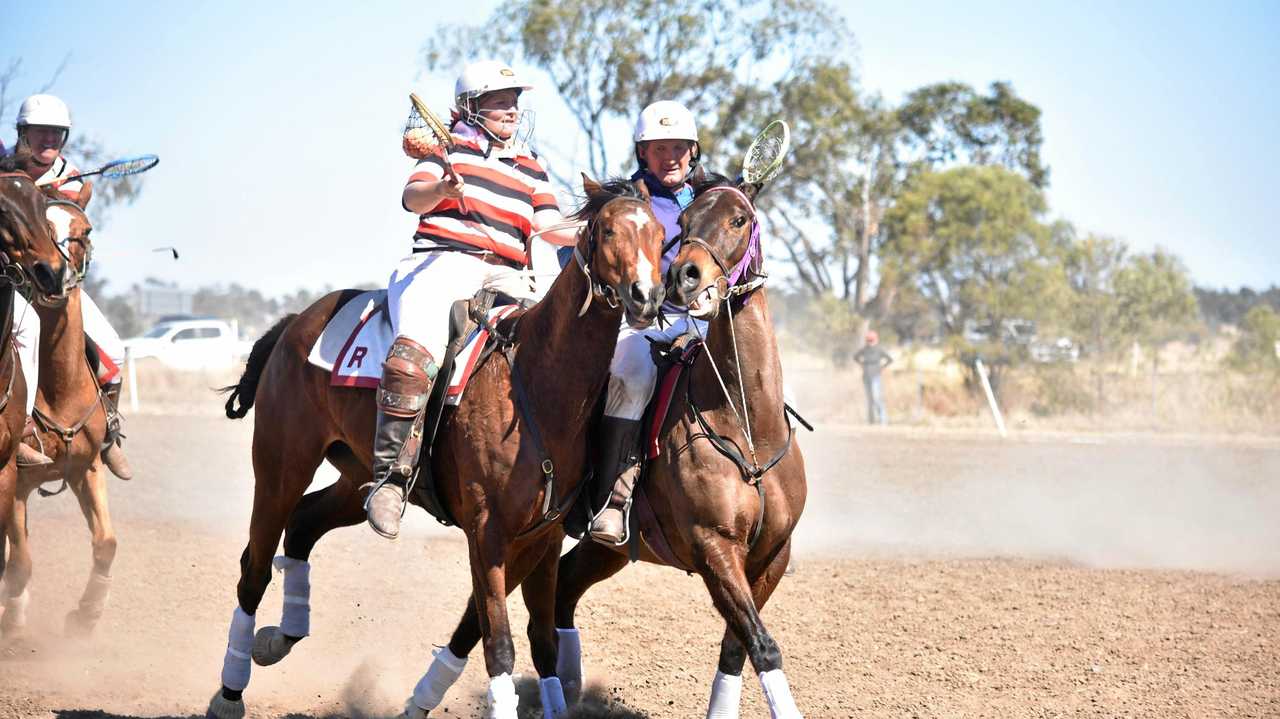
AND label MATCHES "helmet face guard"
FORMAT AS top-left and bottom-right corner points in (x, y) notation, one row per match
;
(453, 61), (535, 147)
